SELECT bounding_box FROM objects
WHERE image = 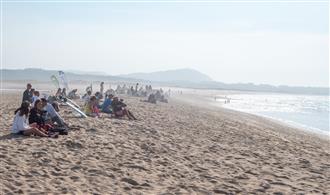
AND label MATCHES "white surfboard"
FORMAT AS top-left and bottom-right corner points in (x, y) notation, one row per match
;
(66, 101), (87, 118)
(66, 98), (80, 108)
